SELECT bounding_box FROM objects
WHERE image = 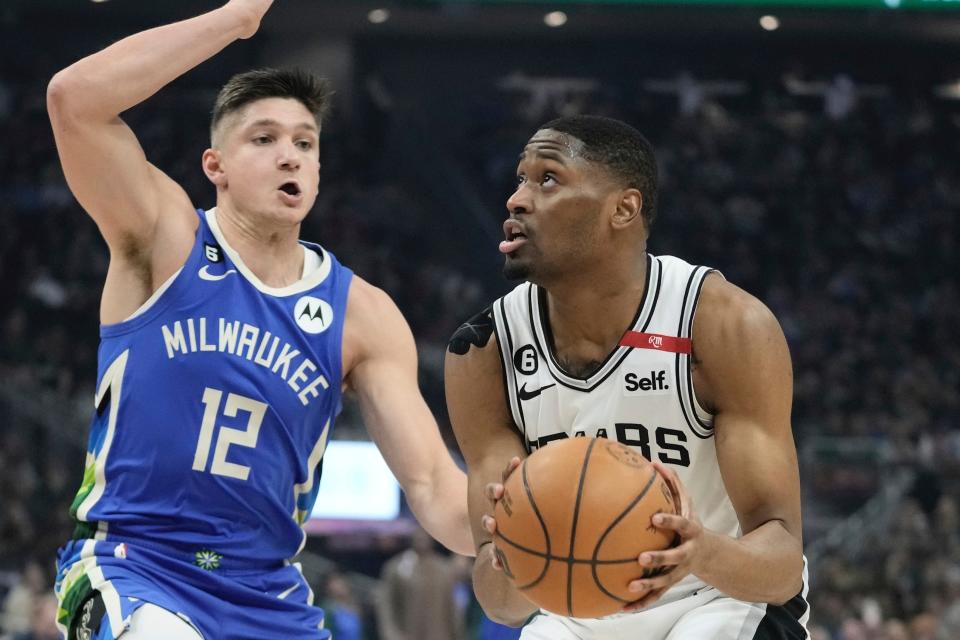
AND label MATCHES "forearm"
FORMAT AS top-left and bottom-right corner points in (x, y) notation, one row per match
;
(404, 458), (473, 556)
(473, 544), (538, 626)
(695, 521), (804, 604)
(49, 5), (253, 119)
